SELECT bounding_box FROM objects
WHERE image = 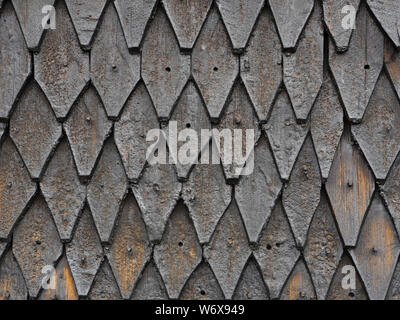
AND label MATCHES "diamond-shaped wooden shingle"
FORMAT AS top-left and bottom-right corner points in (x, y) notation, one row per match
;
(205, 200), (251, 299)
(269, 0), (314, 50)
(367, 0), (400, 48)
(166, 81), (211, 180)
(10, 81), (62, 181)
(35, 0), (89, 119)
(163, 0), (212, 50)
(350, 194), (400, 300)
(283, 1), (323, 121)
(64, 86), (112, 179)
(326, 127), (375, 247)
(329, 2), (383, 122)
(0, 1), (31, 120)
(142, 8), (190, 120)
(87, 139), (127, 243)
(13, 196), (63, 298)
(180, 263), (224, 300)
(282, 136), (321, 248)
(11, 0), (55, 51)
(385, 37), (400, 101)
(39, 255), (78, 300)
(304, 193), (343, 300)
(216, 83), (260, 182)
(326, 253), (368, 300)
(192, 7), (239, 122)
(182, 159), (231, 244)
(88, 260), (122, 300)
(154, 202), (202, 299)
(132, 163), (181, 243)
(66, 207), (103, 297)
(352, 73), (400, 181)
(40, 140), (86, 242)
(91, 2), (140, 118)
(235, 136), (282, 243)
(0, 250), (28, 300)
(107, 194), (151, 299)
(311, 74), (344, 180)
(322, 0), (361, 52)
(264, 89), (309, 180)
(232, 258), (269, 300)
(114, 0), (157, 50)
(0, 138), (36, 239)
(65, 0), (107, 49)
(240, 7), (282, 122)
(381, 153), (400, 239)
(216, 0), (264, 52)
(131, 261), (168, 300)
(253, 201), (300, 299)
(280, 259), (316, 300)
(115, 82), (159, 183)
